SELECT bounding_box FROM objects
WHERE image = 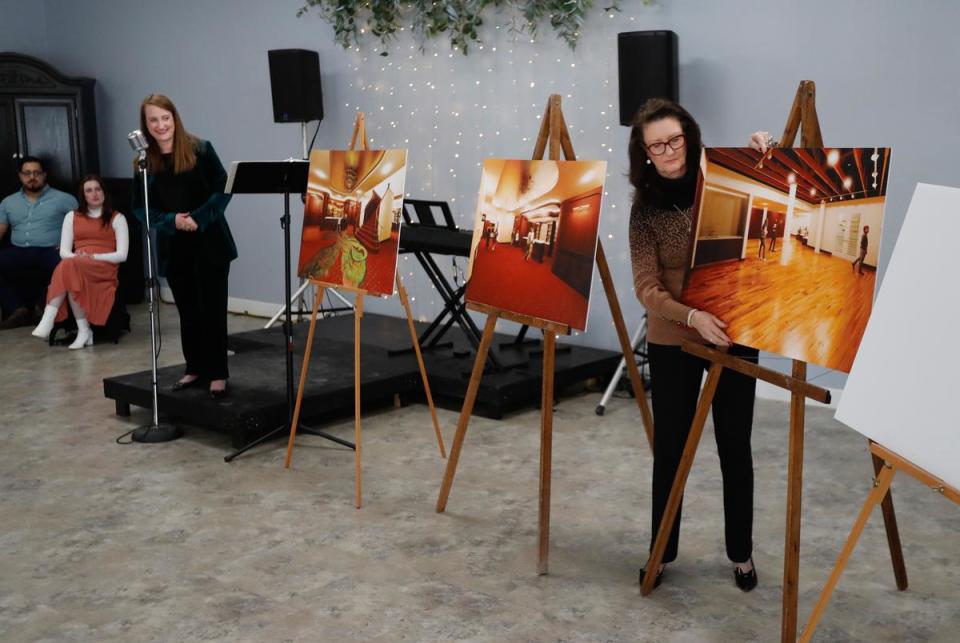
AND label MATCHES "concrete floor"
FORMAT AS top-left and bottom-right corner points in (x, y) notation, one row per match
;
(1, 302), (957, 642)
